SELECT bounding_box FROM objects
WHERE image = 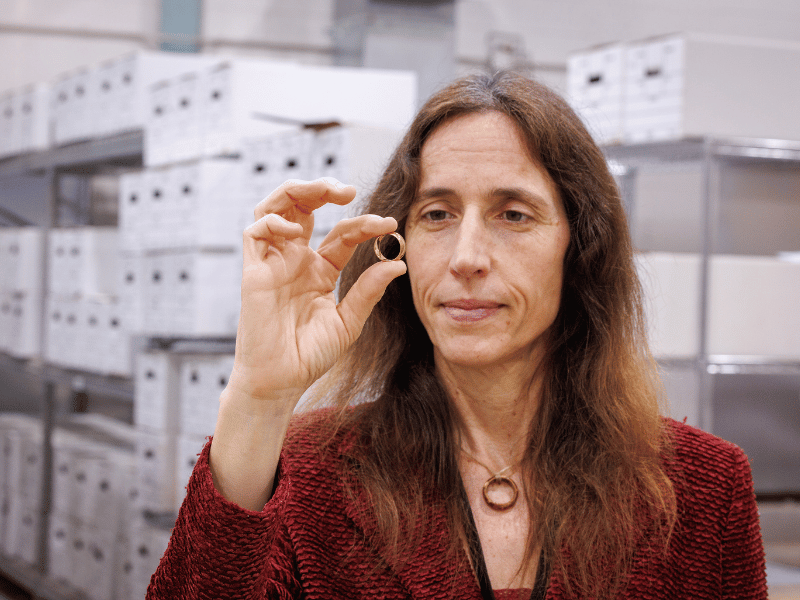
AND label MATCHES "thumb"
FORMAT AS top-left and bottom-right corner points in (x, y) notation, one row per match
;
(337, 261), (407, 338)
